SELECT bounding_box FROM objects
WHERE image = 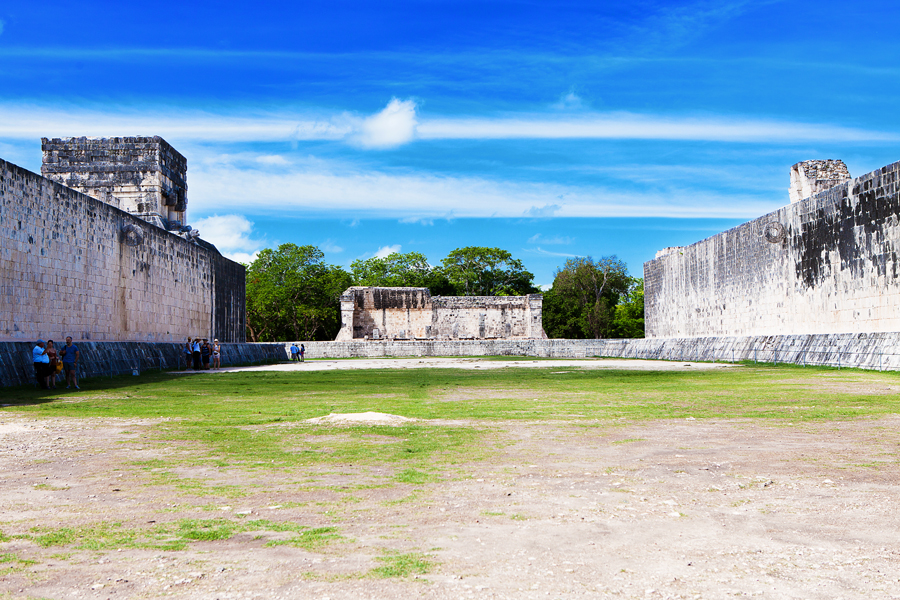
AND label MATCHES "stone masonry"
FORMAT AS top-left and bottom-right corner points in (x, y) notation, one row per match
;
(335, 287), (547, 341)
(645, 159), (900, 338)
(0, 149), (245, 343)
(41, 137), (190, 233)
